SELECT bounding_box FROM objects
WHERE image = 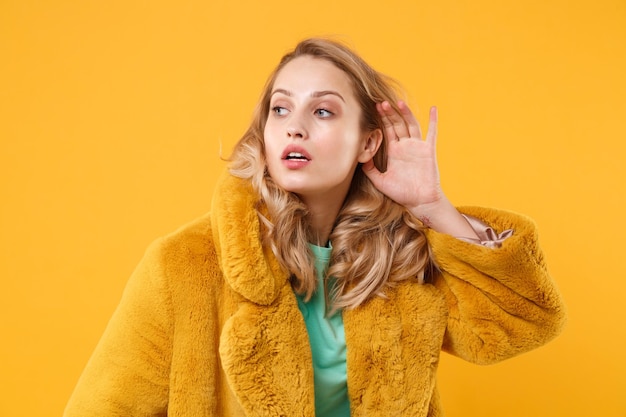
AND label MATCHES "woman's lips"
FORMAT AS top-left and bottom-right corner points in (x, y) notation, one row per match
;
(281, 145), (311, 169)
